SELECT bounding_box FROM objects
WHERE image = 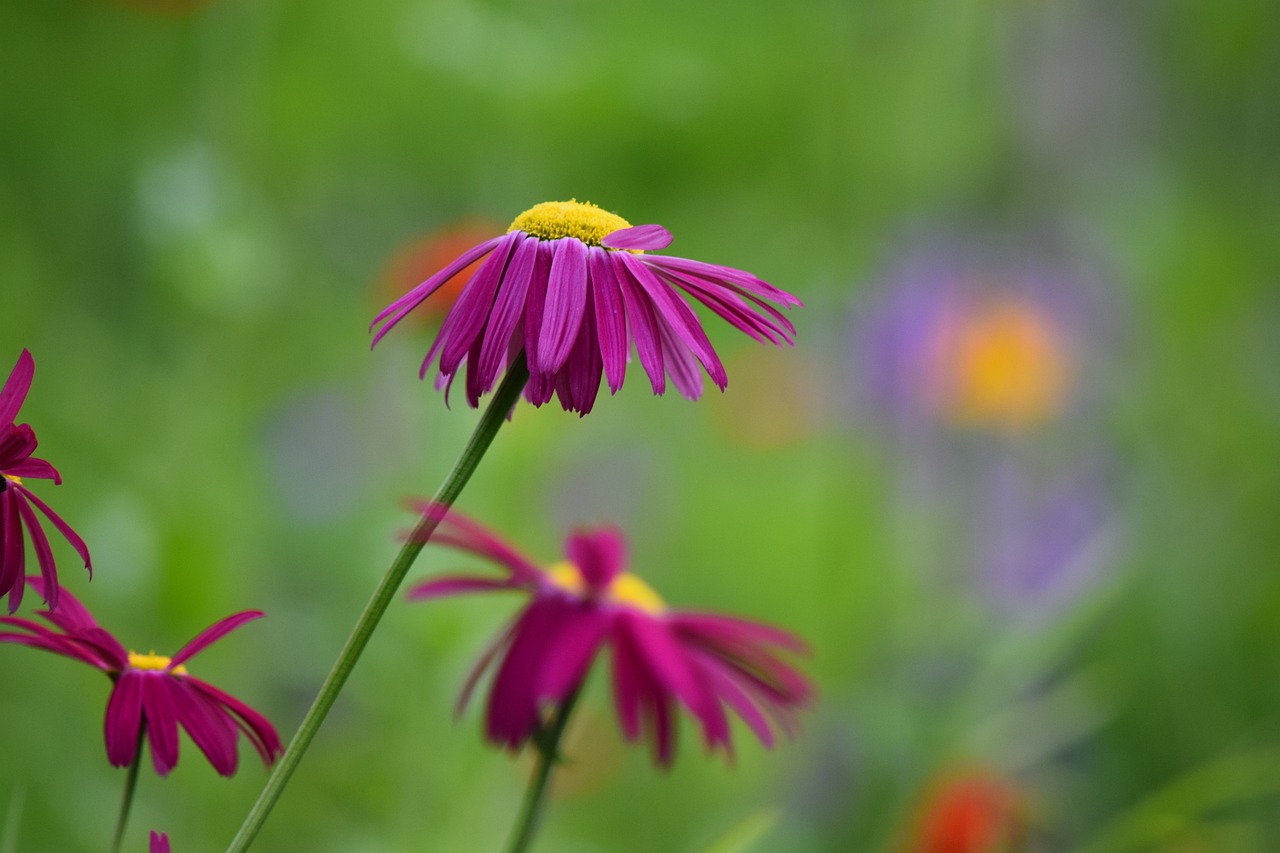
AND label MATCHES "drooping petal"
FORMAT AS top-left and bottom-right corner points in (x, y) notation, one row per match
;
(405, 502), (545, 585)
(169, 678), (240, 776)
(169, 610), (264, 669)
(521, 241), (555, 379)
(0, 350), (34, 425)
(656, 316), (705, 401)
(566, 528), (627, 590)
(142, 673), (182, 775)
(370, 236), (504, 347)
(643, 255), (801, 308)
(19, 487), (91, 575)
(533, 603), (609, 701)
(186, 677), (283, 767)
(553, 283), (603, 415)
(484, 597), (566, 749)
(536, 238), (590, 374)
(475, 234), (538, 392)
(620, 253), (727, 390)
(602, 225), (673, 252)
(455, 616), (520, 717)
(15, 493), (58, 611)
(105, 671), (145, 767)
(612, 254), (666, 394)
(1, 491), (25, 612)
(439, 233), (520, 376)
(3, 456), (61, 482)
(588, 248), (628, 393)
